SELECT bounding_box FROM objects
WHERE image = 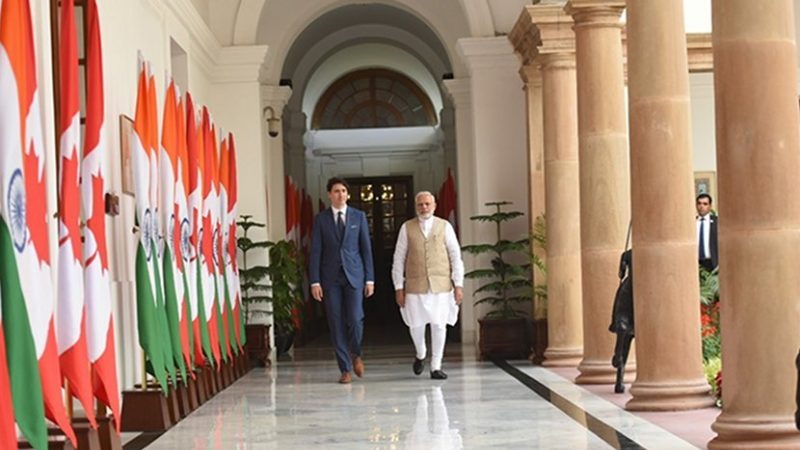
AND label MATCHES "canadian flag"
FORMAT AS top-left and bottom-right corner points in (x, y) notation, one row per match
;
(81, 0), (121, 430)
(56, 0), (96, 428)
(436, 168), (458, 236)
